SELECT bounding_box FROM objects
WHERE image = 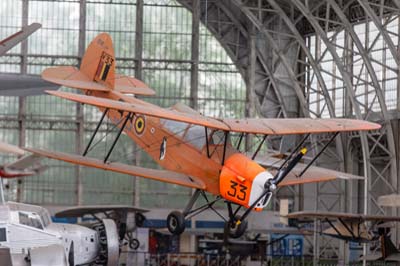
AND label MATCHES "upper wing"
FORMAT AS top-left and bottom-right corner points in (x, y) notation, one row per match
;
(222, 118), (380, 134)
(55, 205), (149, 218)
(0, 23), (41, 56)
(47, 90), (230, 130)
(287, 211), (400, 222)
(25, 148), (206, 190)
(47, 90), (381, 135)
